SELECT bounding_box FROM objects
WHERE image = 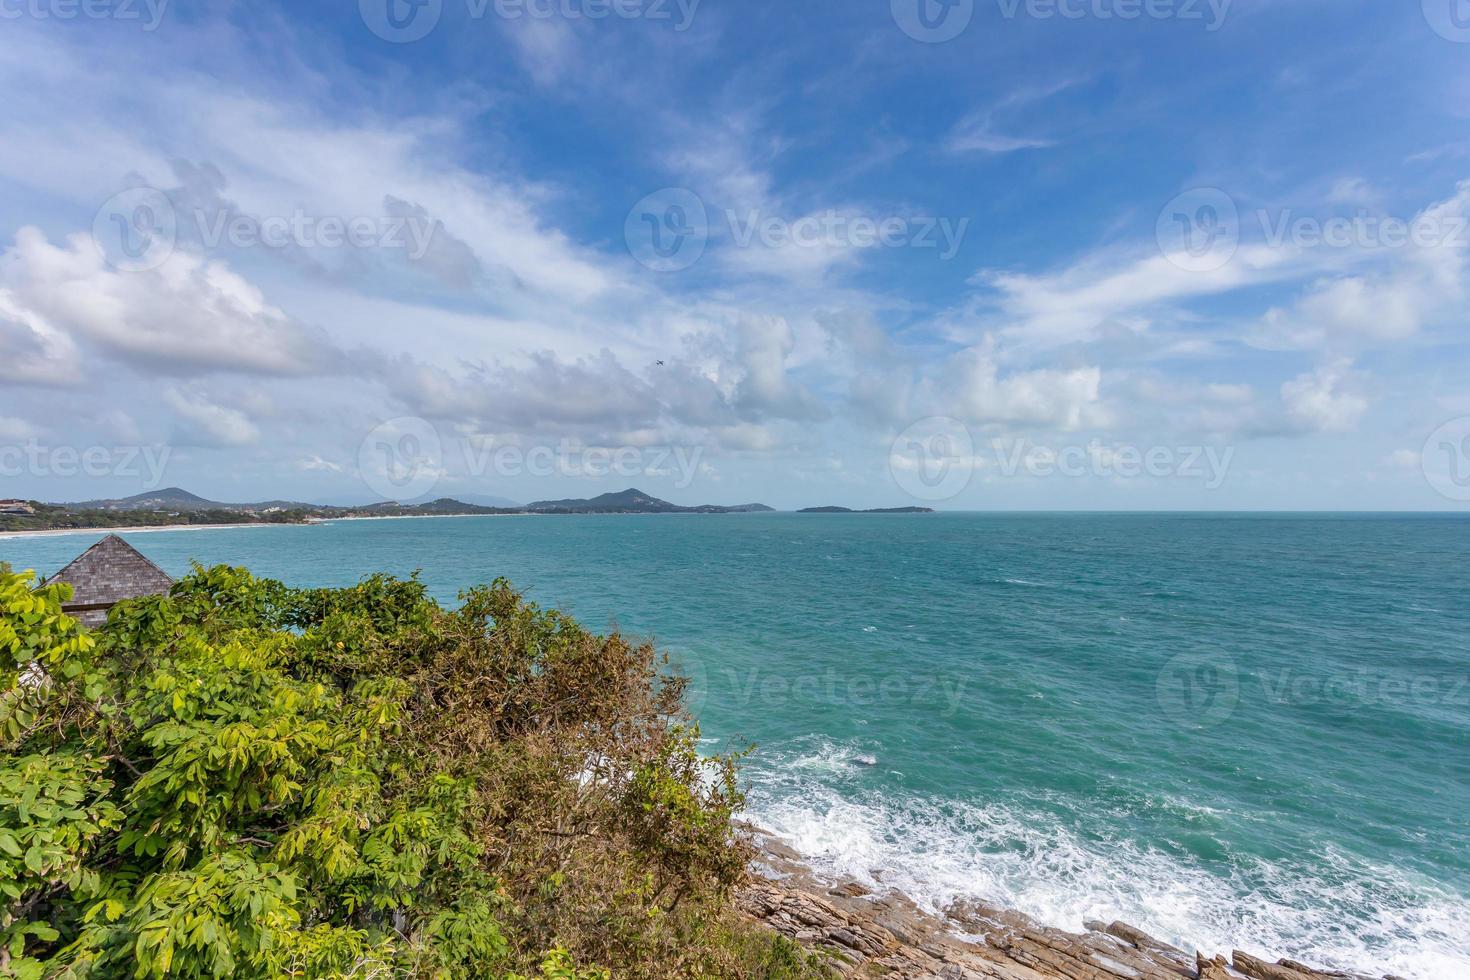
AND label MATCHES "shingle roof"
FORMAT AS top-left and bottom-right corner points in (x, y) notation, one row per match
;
(44, 534), (174, 610)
